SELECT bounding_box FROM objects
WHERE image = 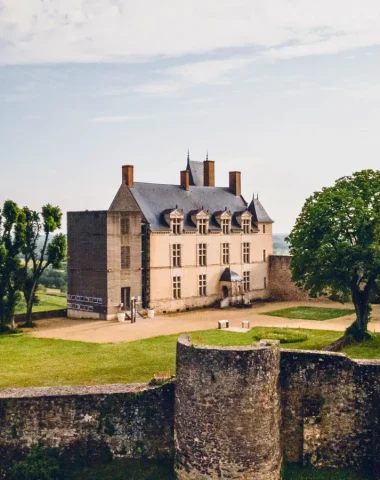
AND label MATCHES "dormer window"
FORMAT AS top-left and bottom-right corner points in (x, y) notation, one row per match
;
(191, 209), (210, 235)
(215, 211), (232, 235)
(221, 218), (230, 234)
(165, 208), (184, 235)
(237, 211), (252, 234)
(242, 218), (250, 234)
(172, 218), (182, 235)
(198, 218), (208, 235)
